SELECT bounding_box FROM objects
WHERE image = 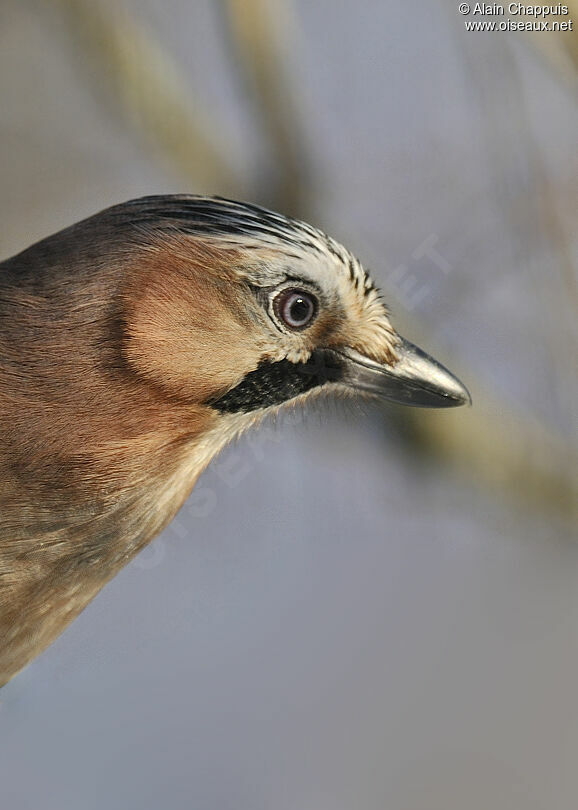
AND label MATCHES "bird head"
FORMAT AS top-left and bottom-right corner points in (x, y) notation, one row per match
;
(120, 195), (470, 431)
(0, 195), (472, 684)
